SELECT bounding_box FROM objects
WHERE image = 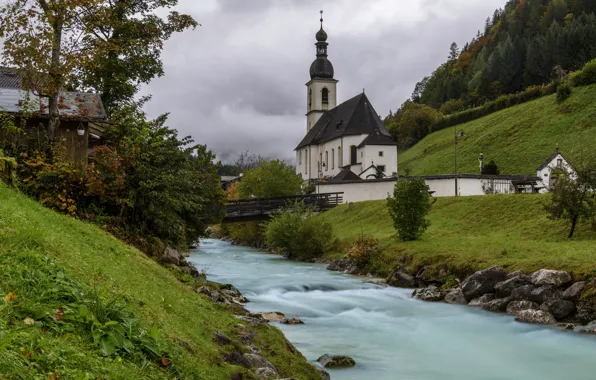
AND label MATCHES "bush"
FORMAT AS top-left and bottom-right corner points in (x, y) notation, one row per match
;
(264, 203), (334, 260)
(481, 160), (500, 175)
(570, 59), (596, 87)
(387, 178), (433, 241)
(346, 234), (379, 264)
(557, 82), (572, 103)
(0, 149), (17, 186)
